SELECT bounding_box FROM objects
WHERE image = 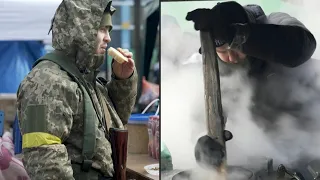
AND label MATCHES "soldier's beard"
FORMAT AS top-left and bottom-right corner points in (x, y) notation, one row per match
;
(90, 54), (105, 70)
(75, 50), (105, 71)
